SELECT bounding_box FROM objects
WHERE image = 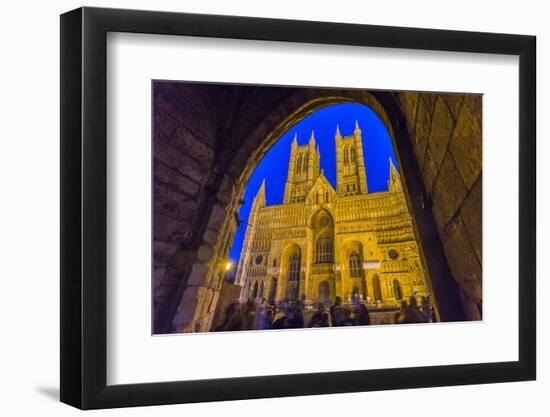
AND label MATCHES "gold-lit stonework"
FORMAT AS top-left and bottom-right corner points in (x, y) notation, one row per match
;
(235, 123), (429, 308)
